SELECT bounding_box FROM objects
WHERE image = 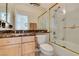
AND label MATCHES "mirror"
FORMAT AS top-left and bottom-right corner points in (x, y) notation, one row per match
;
(0, 3), (13, 30)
